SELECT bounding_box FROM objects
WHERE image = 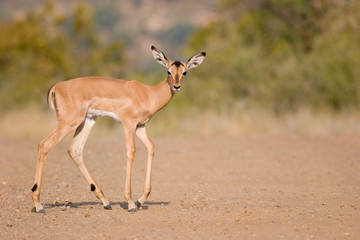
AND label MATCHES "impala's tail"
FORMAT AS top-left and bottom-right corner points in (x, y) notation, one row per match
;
(47, 85), (56, 112)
